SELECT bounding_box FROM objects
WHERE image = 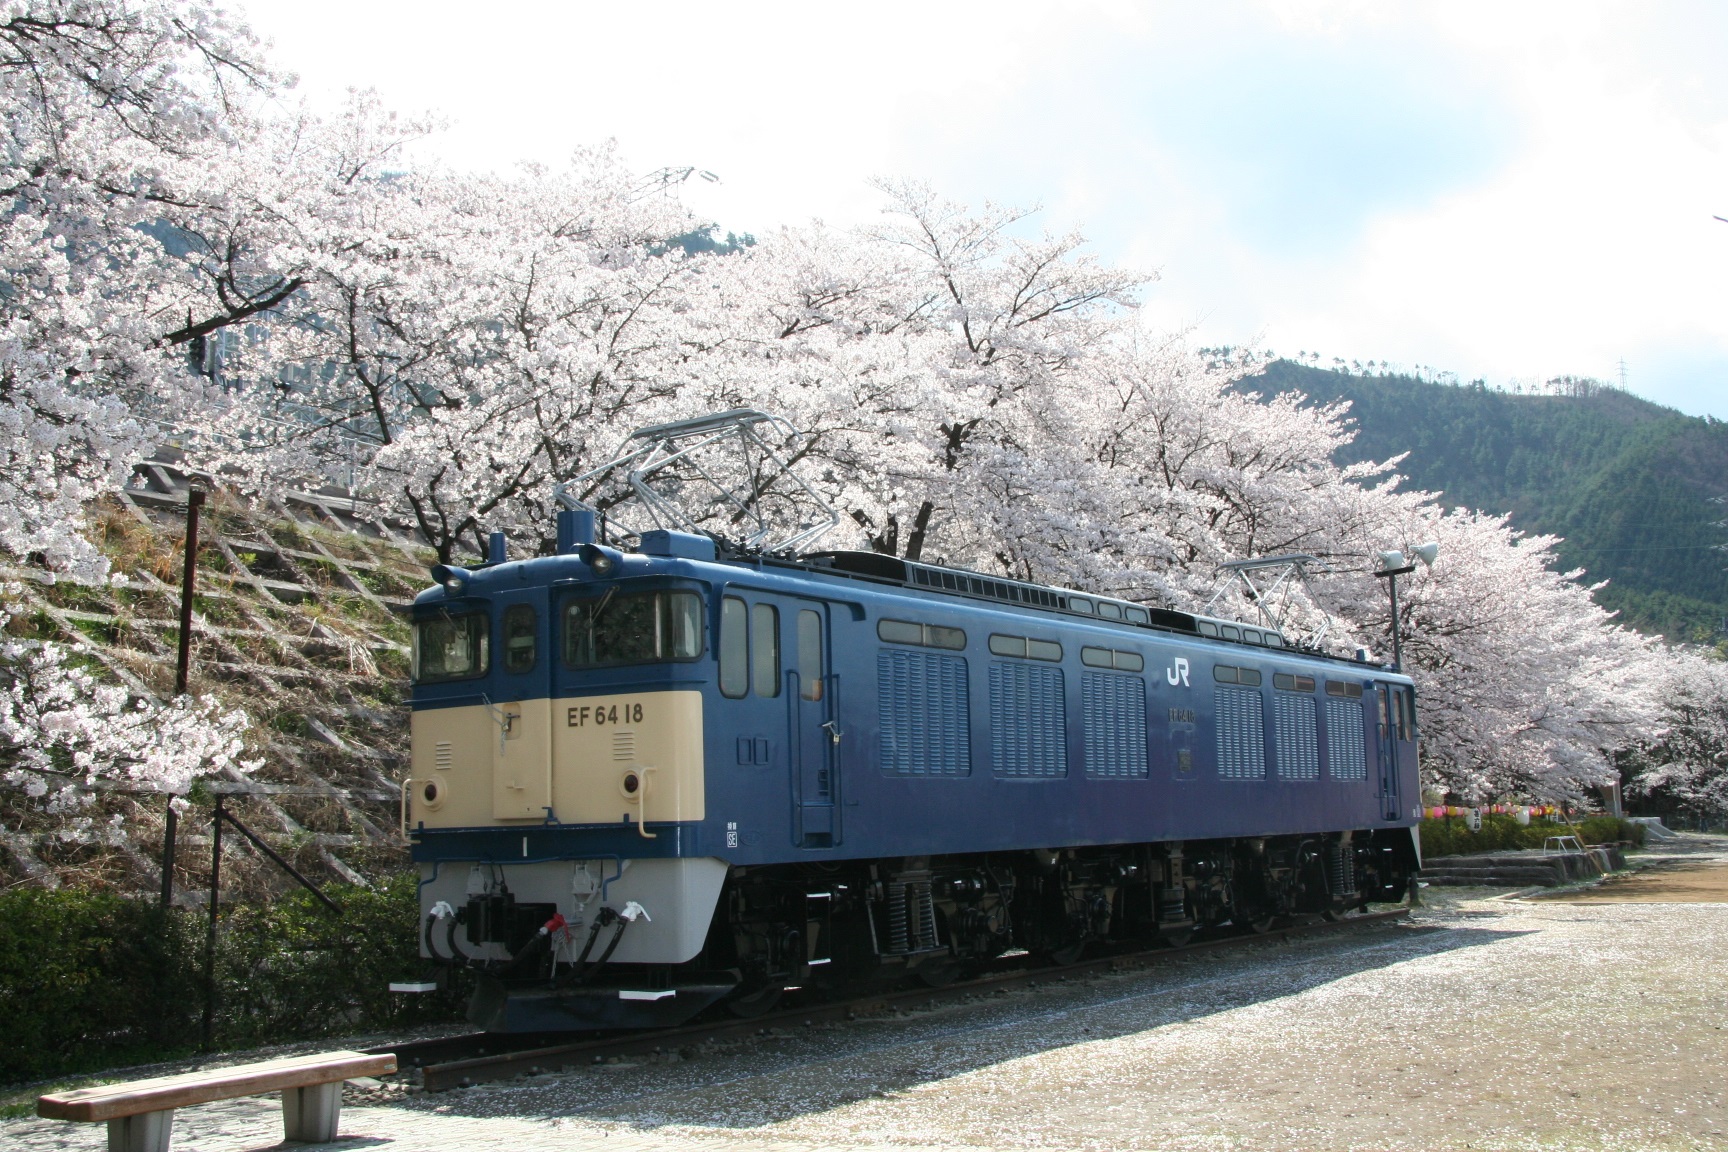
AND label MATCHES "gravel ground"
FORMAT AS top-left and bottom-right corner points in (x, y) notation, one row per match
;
(9, 835), (1727, 1152)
